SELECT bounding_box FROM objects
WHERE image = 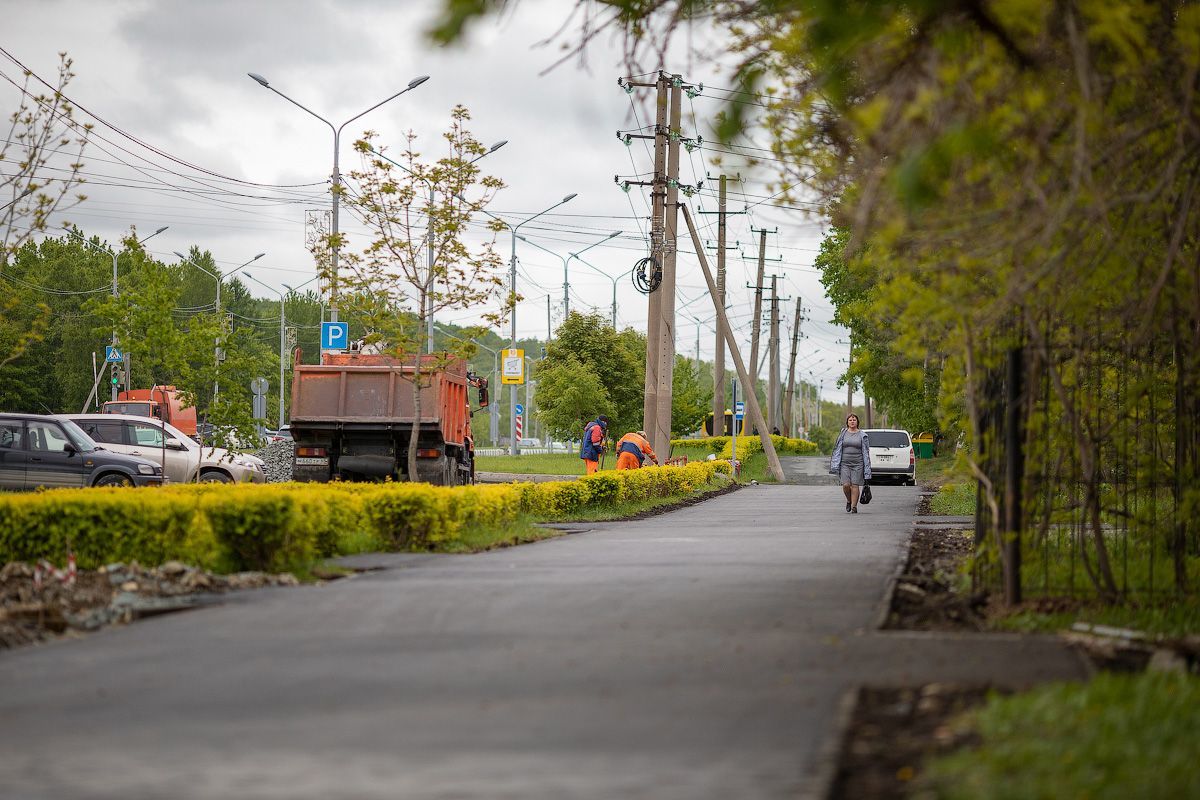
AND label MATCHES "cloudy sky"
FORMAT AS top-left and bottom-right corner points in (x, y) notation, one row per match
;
(5, 0), (853, 402)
